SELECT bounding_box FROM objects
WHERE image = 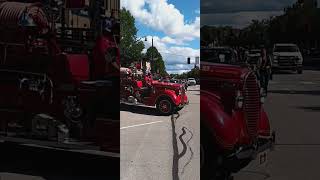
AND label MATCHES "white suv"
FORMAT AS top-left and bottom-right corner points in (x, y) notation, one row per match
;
(272, 43), (303, 74)
(188, 78), (196, 86)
